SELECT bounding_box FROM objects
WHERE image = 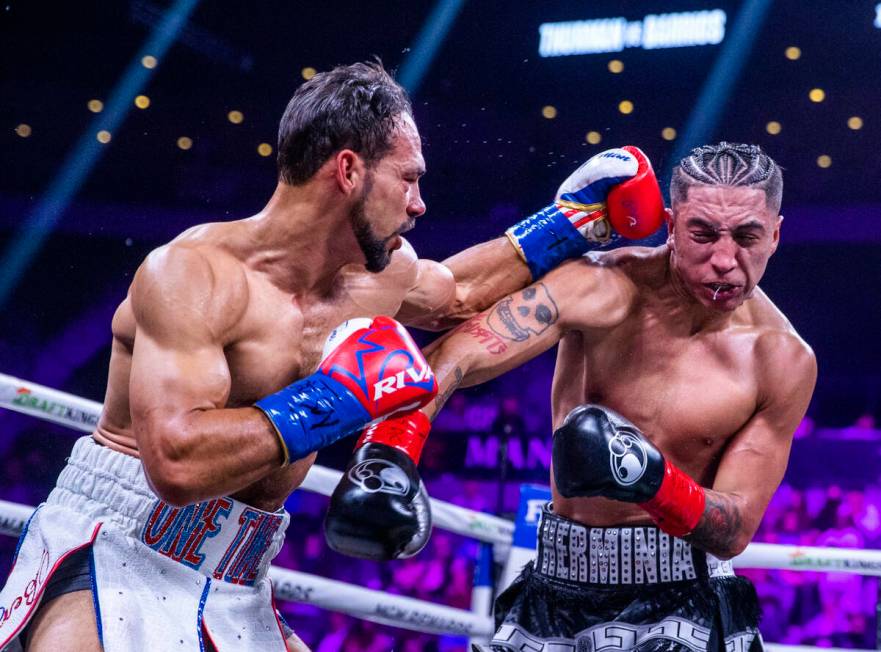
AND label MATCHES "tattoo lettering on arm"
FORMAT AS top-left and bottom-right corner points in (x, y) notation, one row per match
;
(685, 490), (745, 558)
(460, 320), (509, 354)
(487, 284), (560, 342)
